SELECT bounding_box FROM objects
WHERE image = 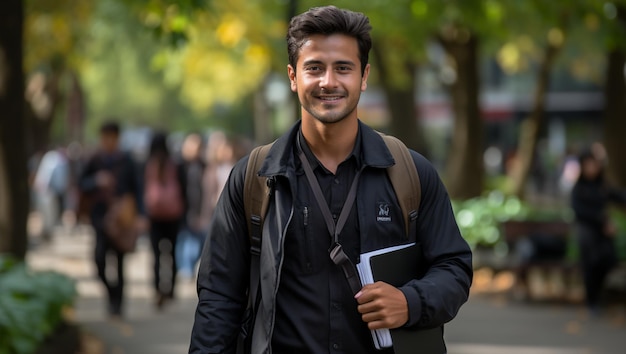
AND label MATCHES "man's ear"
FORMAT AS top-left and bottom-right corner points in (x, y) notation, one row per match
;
(361, 63), (370, 92)
(288, 65), (297, 92)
